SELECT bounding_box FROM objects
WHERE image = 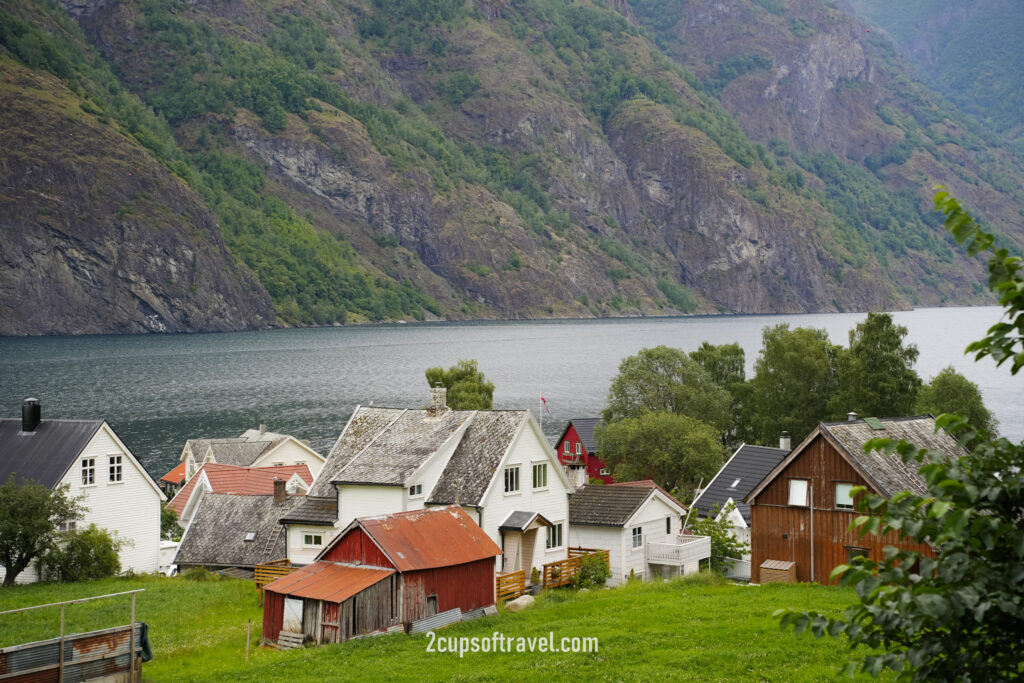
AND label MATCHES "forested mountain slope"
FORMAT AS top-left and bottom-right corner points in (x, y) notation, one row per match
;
(2, 0), (1022, 334)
